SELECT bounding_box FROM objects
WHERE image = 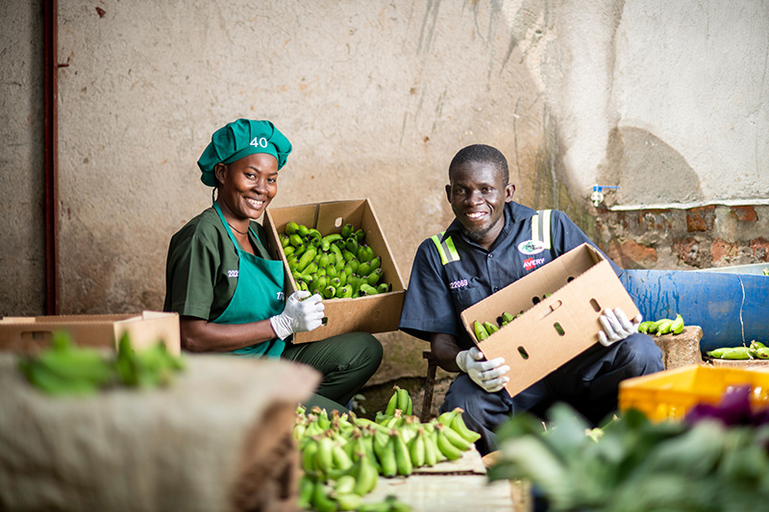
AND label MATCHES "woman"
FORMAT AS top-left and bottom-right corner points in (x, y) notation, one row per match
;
(164, 118), (383, 411)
